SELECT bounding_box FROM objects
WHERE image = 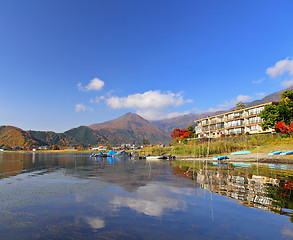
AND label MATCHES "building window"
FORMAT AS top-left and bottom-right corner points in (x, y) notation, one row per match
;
(249, 116), (262, 124)
(248, 106), (264, 115)
(227, 120), (244, 127)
